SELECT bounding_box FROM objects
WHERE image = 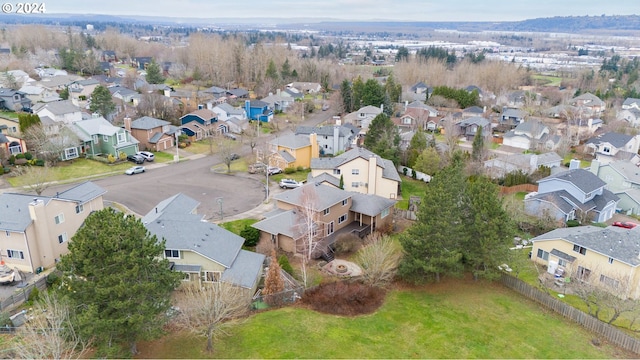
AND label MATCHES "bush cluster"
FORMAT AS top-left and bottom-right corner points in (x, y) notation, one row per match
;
(278, 255), (294, 275)
(301, 280), (385, 316)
